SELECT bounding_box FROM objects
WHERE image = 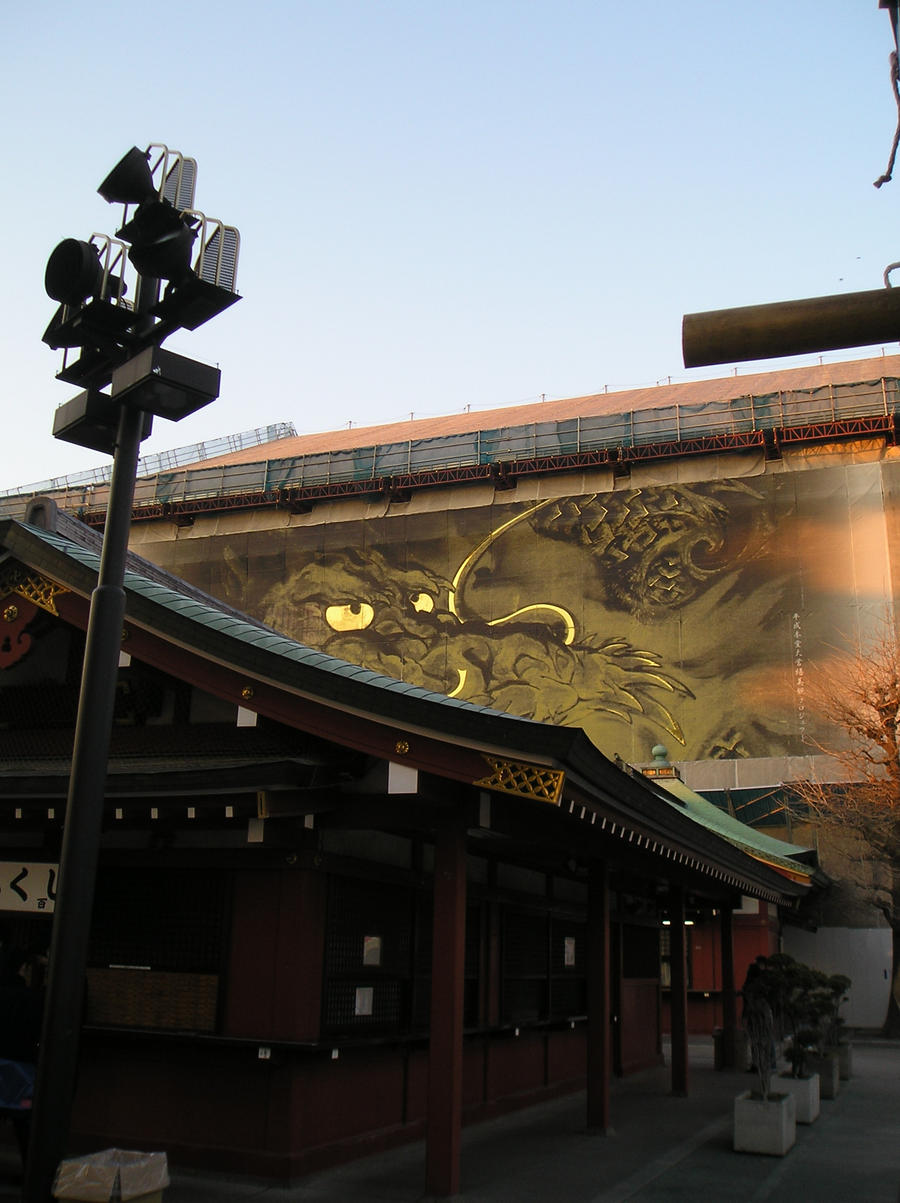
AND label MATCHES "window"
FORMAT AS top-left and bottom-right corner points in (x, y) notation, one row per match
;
(502, 910), (587, 1025)
(658, 923), (691, 989)
(322, 878), (413, 1034)
(502, 909), (547, 1024)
